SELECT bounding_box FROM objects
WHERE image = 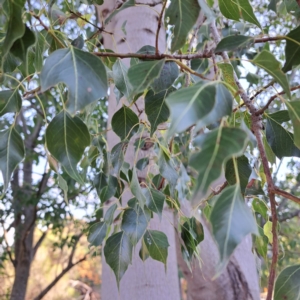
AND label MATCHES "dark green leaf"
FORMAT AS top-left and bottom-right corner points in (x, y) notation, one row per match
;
(110, 142), (127, 175)
(112, 59), (132, 99)
(104, 231), (133, 286)
(130, 167), (147, 207)
(151, 62), (179, 93)
(46, 111), (91, 183)
(283, 25), (300, 72)
(268, 110), (290, 123)
(145, 88), (171, 136)
(218, 0), (261, 28)
(121, 205), (151, 246)
(166, 0), (200, 52)
(0, 127), (25, 193)
(88, 222), (107, 246)
(104, 203), (118, 225)
(139, 239), (150, 261)
(128, 60), (165, 96)
(0, 89), (21, 116)
(40, 47), (107, 113)
(99, 175), (118, 203)
(71, 35), (84, 49)
(111, 106), (139, 141)
(266, 115), (300, 158)
(136, 157), (149, 171)
(143, 230), (169, 266)
(215, 35), (254, 52)
(142, 188), (165, 219)
(190, 127), (248, 195)
(286, 101), (300, 148)
(252, 198), (268, 219)
(210, 185), (258, 269)
(253, 50), (290, 98)
(274, 265), (300, 300)
(225, 156), (252, 193)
